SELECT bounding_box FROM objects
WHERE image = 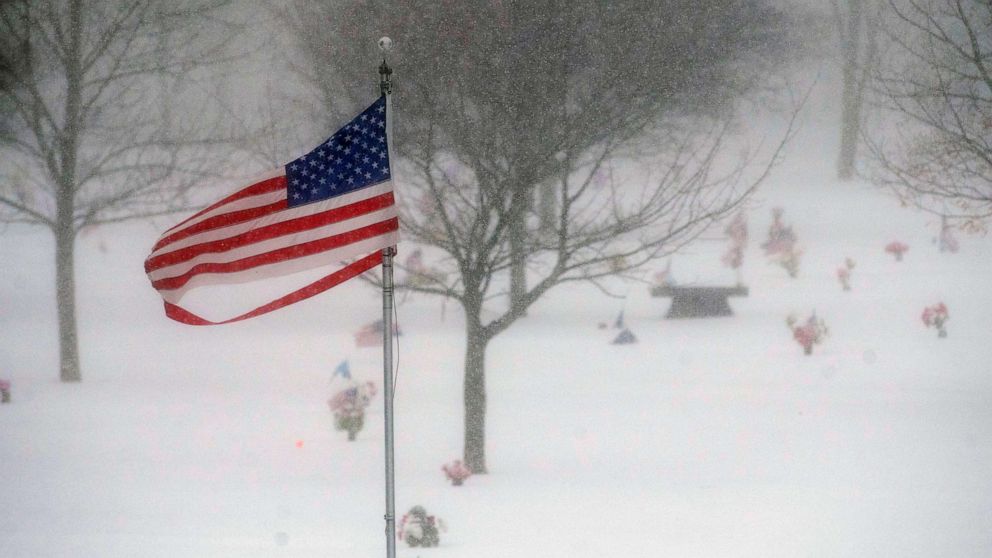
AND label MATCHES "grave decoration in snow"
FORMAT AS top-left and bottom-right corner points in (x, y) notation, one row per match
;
(938, 217), (959, 253)
(332, 359), (351, 381)
(403, 248), (446, 287)
(611, 328), (638, 345)
(921, 302), (949, 338)
(613, 310), (625, 329)
(837, 258), (855, 291)
(787, 312), (828, 356)
(885, 241), (909, 262)
(442, 459), (472, 486)
(0, 379), (9, 403)
(721, 211), (748, 283)
(761, 207), (801, 278)
(398, 505), (445, 548)
(327, 381), (377, 441)
(652, 260), (676, 288)
(354, 319), (401, 347)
